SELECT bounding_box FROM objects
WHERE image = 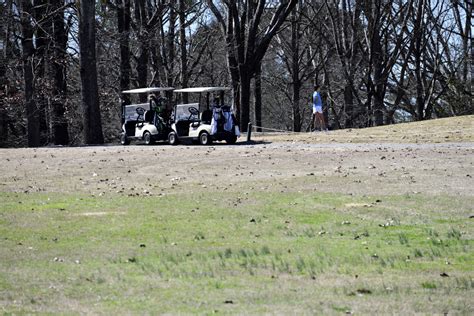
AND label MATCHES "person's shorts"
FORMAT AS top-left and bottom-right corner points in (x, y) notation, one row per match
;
(313, 105), (323, 114)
